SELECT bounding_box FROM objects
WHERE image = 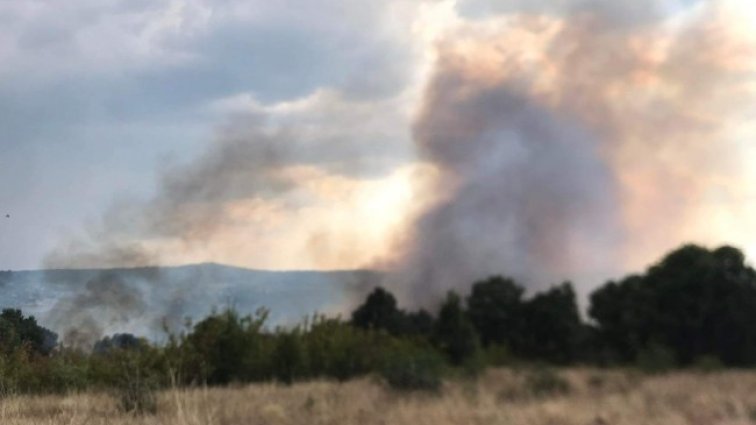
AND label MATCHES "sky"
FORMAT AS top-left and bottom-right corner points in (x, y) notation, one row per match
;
(0, 0), (427, 270)
(1, 0), (756, 295)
